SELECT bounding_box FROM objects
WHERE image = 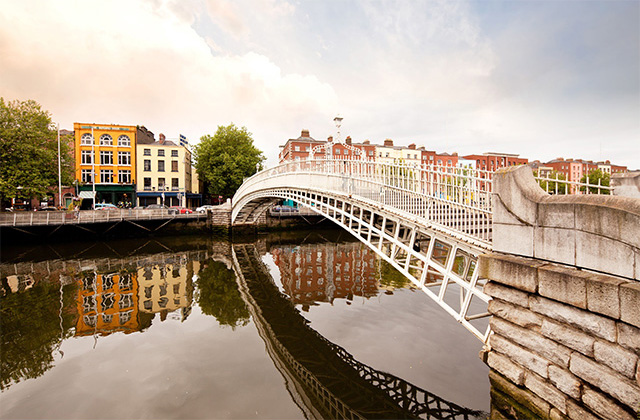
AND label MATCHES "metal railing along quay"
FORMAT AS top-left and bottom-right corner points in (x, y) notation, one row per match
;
(0, 209), (206, 227)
